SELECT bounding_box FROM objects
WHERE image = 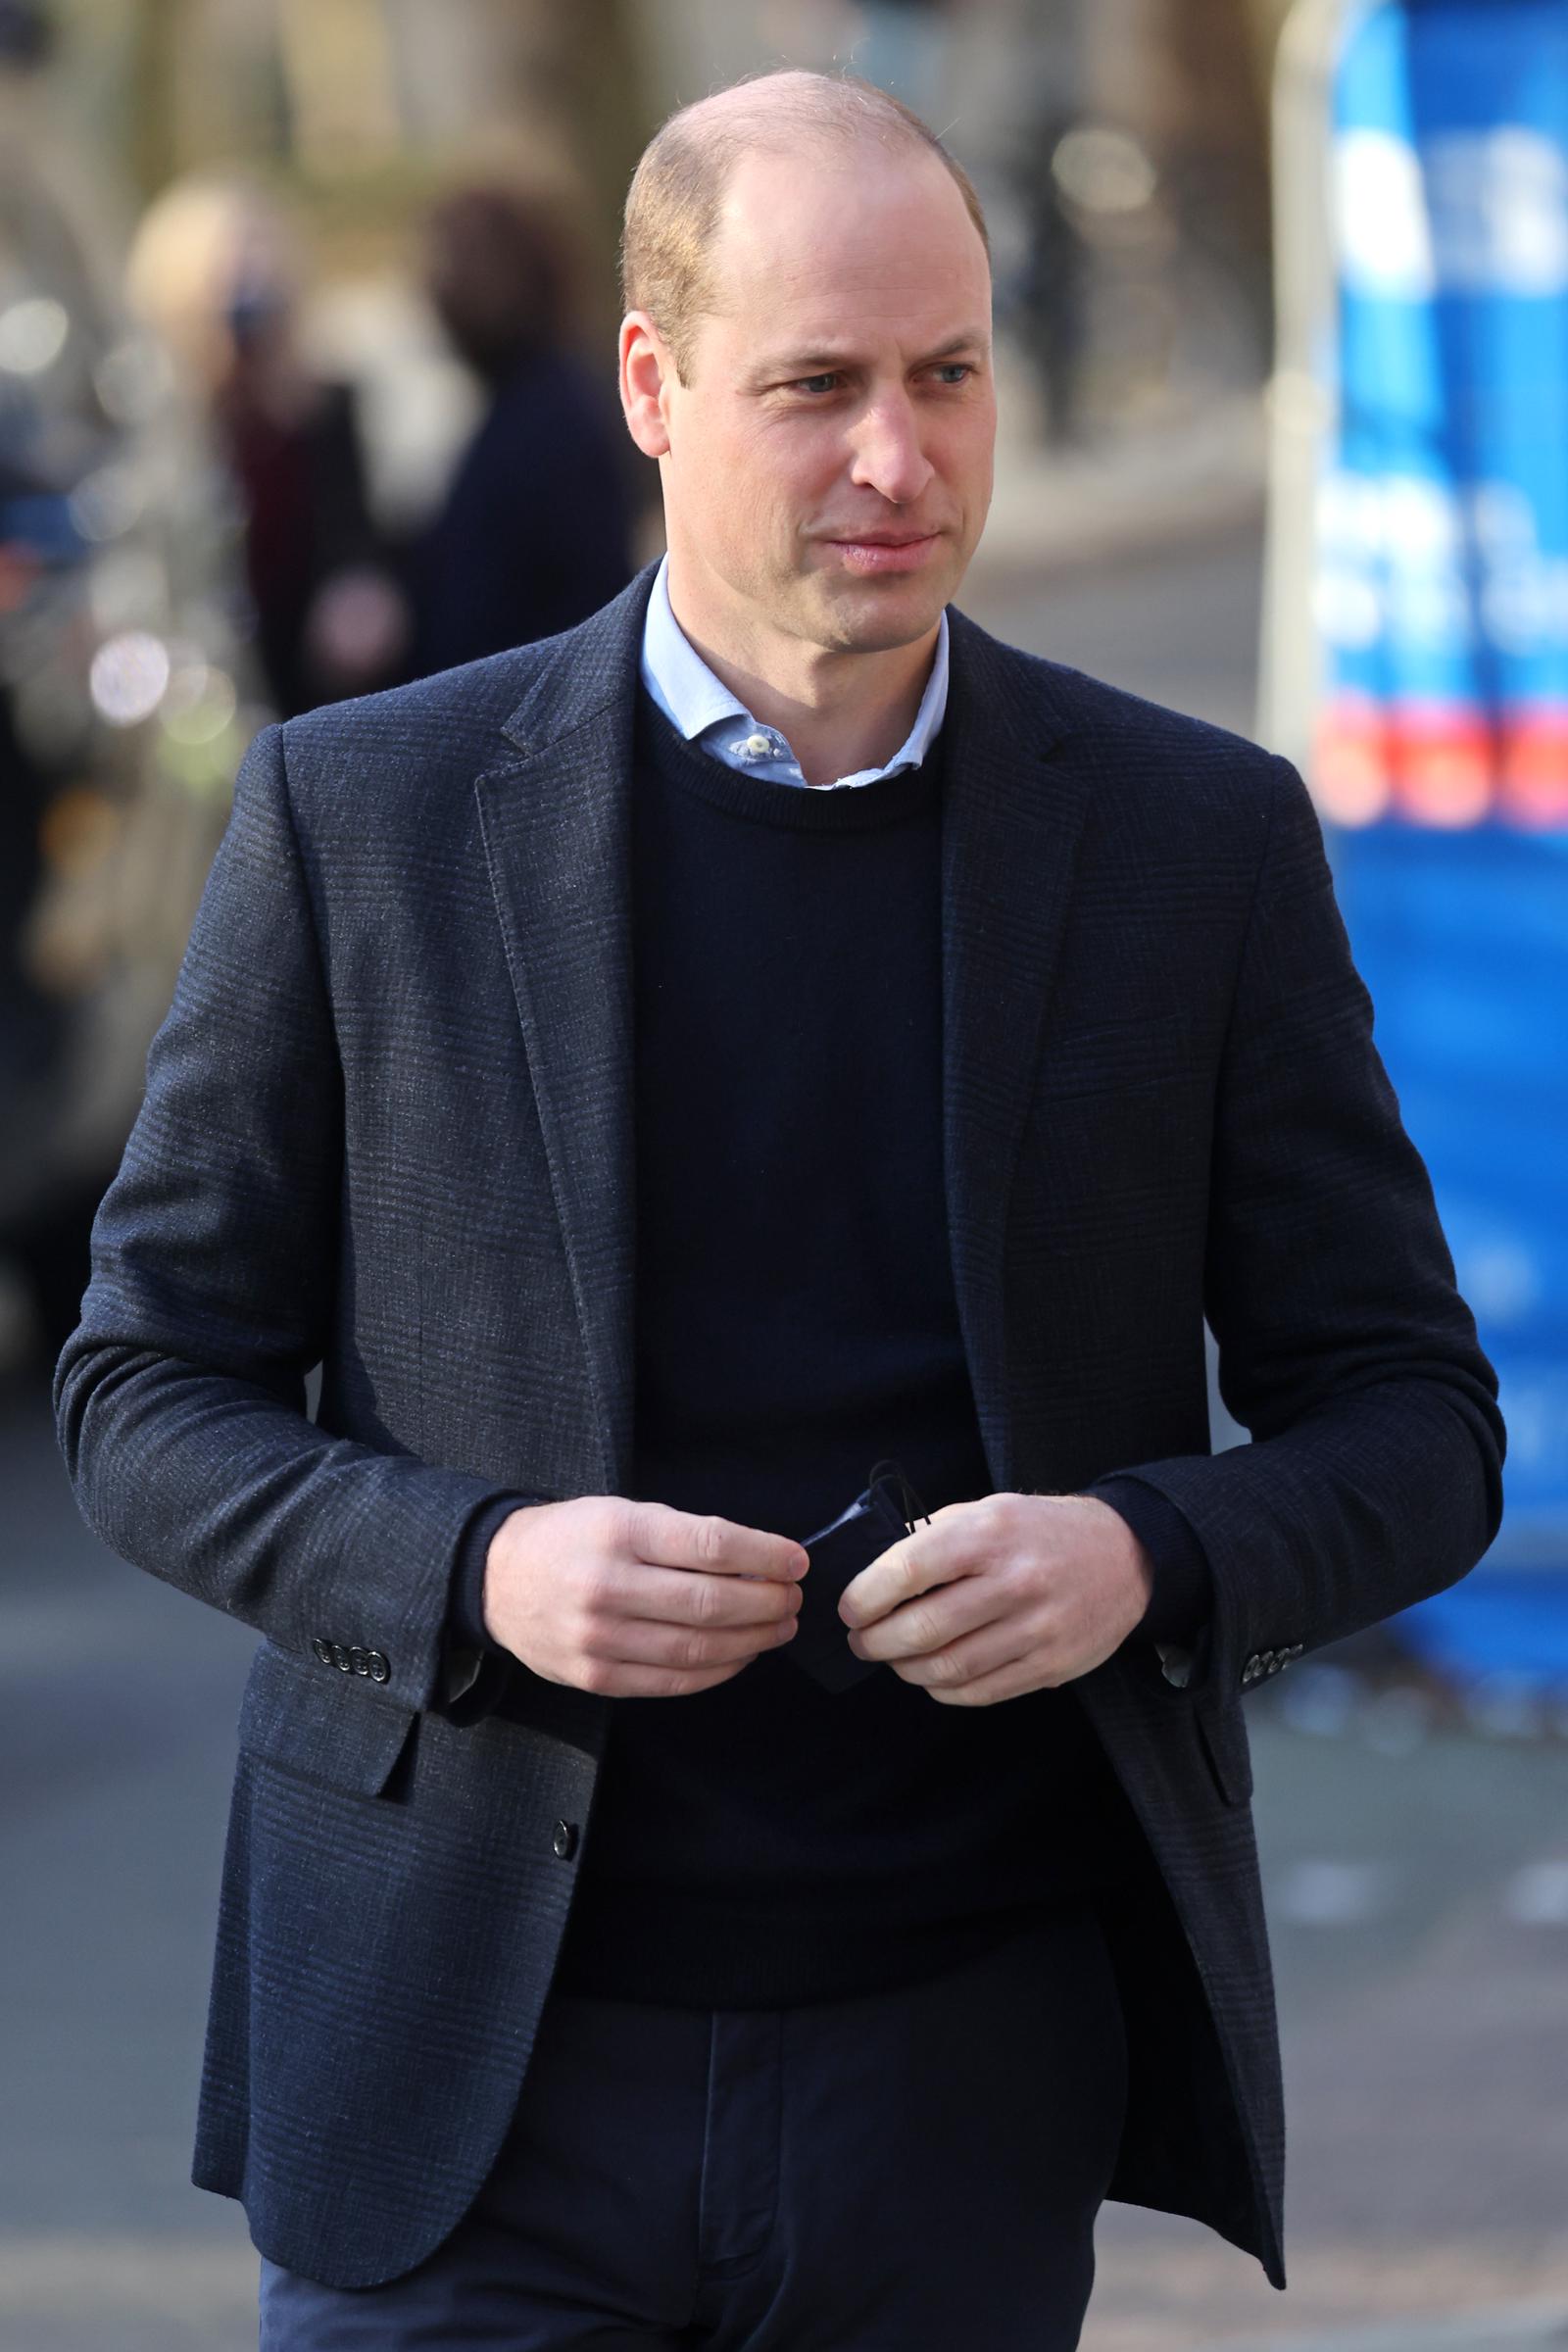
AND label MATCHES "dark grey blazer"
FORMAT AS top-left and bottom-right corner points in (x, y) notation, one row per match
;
(54, 564), (1503, 2292)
